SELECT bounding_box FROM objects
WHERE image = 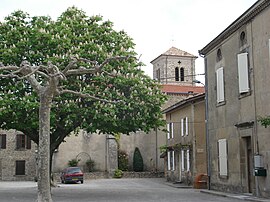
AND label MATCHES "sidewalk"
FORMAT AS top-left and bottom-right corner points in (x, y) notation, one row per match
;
(200, 189), (270, 202)
(164, 181), (270, 202)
